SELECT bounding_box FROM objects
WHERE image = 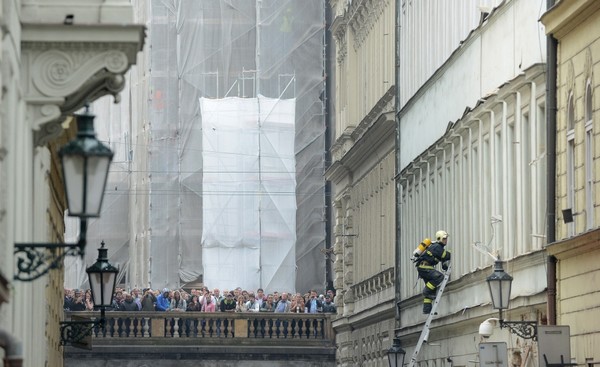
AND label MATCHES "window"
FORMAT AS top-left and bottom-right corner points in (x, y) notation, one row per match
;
(566, 93), (575, 235)
(585, 81), (594, 229)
